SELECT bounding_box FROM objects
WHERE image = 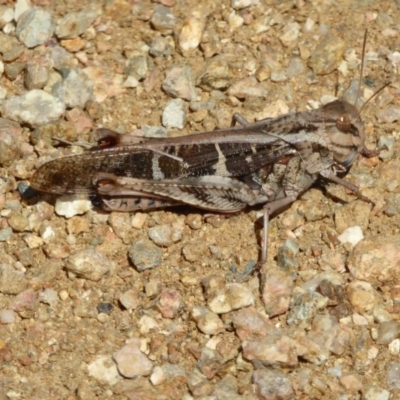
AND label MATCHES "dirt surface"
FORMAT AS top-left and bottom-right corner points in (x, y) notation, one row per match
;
(1, 0), (400, 399)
